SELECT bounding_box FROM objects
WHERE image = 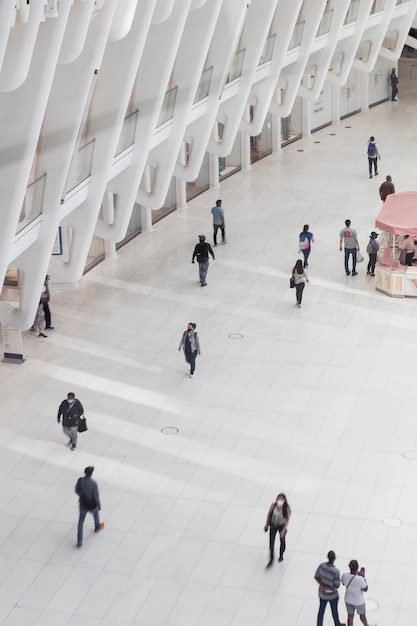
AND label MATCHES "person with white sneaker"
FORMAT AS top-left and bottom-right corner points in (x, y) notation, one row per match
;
(178, 322), (201, 378)
(341, 560), (376, 626)
(57, 392), (84, 451)
(211, 199), (227, 246)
